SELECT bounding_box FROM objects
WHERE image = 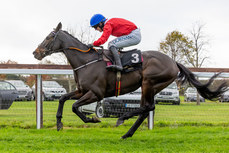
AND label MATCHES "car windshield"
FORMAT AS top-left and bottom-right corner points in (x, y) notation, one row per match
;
(9, 81), (26, 87)
(167, 82), (177, 89)
(0, 82), (16, 90)
(43, 81), (61, 88)
(187, 88), (197, 93)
